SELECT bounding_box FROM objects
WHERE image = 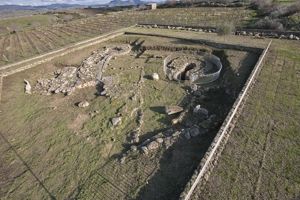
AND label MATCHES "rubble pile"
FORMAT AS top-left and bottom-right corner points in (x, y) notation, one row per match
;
(34, 45), (131, 95)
